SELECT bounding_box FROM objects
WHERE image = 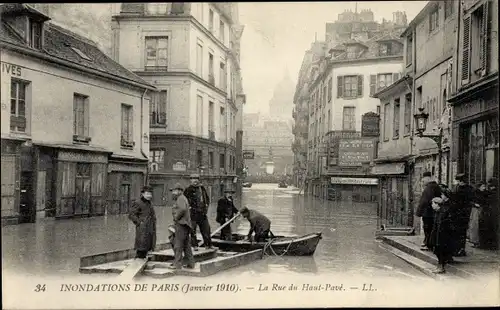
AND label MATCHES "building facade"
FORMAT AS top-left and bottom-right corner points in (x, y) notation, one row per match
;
(0, 4), (154, 225)
(306, 26), (406, 199)
(111, 3), (245, 207)
(372, 1), (460, 230)
(449, 0), (498, 187)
